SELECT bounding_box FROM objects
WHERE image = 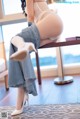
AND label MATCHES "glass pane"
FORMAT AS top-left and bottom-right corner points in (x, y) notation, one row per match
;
(62, 45), (80, 65)
(54, 0), (80, 3)
(0, 26), (3, 42)
(31, 48), (57, 67)
(55, 3), (80, 65)
(3, 0), (22, 15)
